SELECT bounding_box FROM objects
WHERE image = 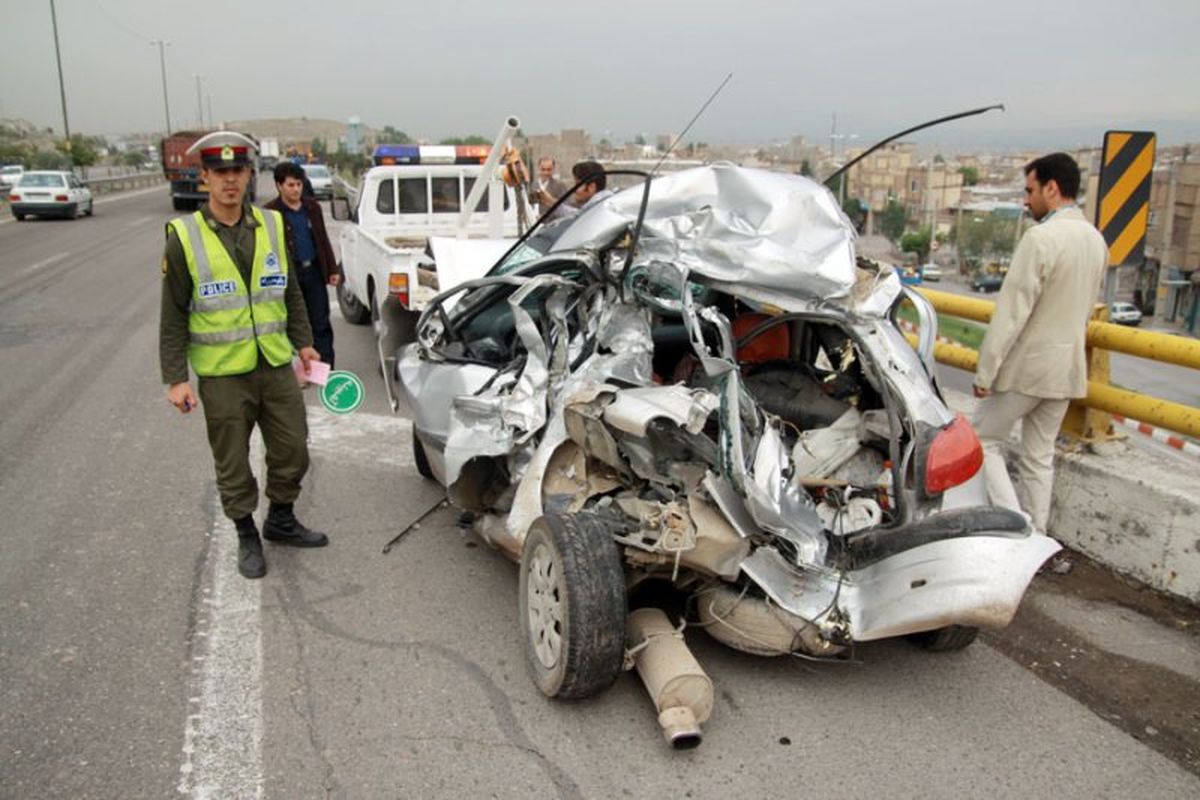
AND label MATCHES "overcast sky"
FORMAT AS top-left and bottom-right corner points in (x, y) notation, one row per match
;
(3, 0), (1199, 150)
